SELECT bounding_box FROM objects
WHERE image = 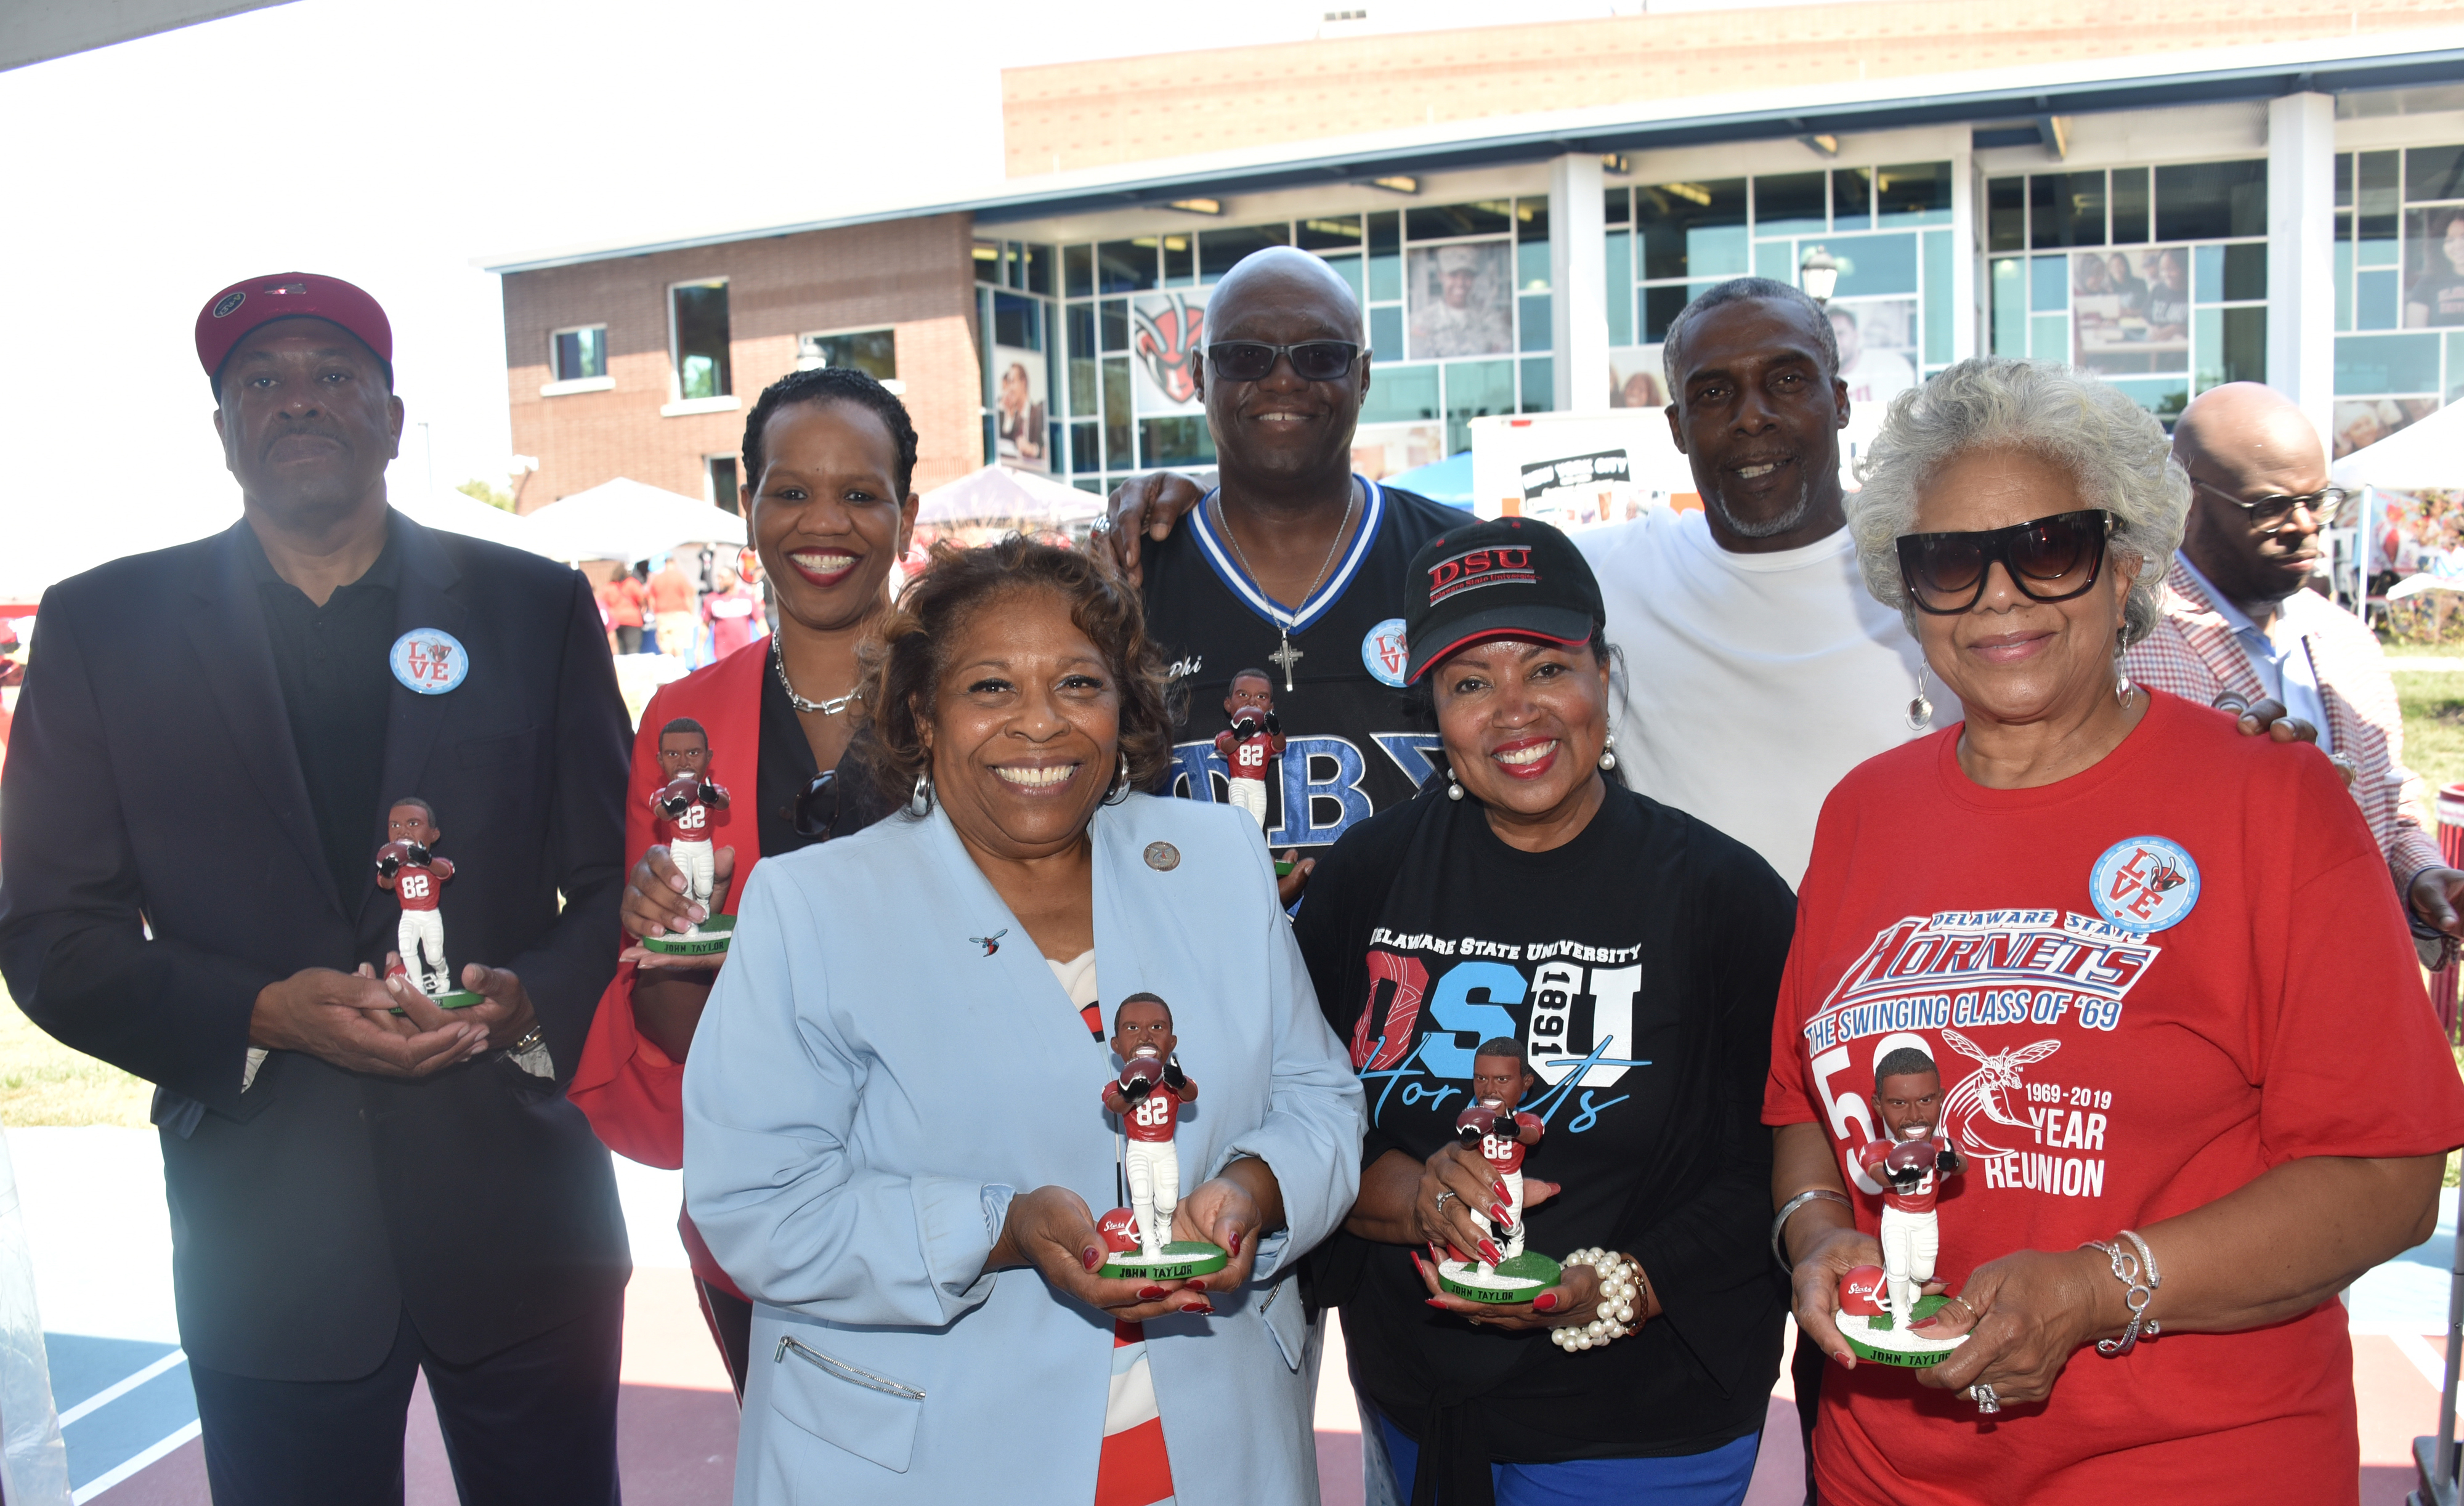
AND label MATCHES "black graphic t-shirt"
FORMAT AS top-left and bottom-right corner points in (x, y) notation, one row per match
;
(1293, 782), (1796, 1466)
(1141, 478), (1460, 849)
(2410, 268), (2464, 326)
